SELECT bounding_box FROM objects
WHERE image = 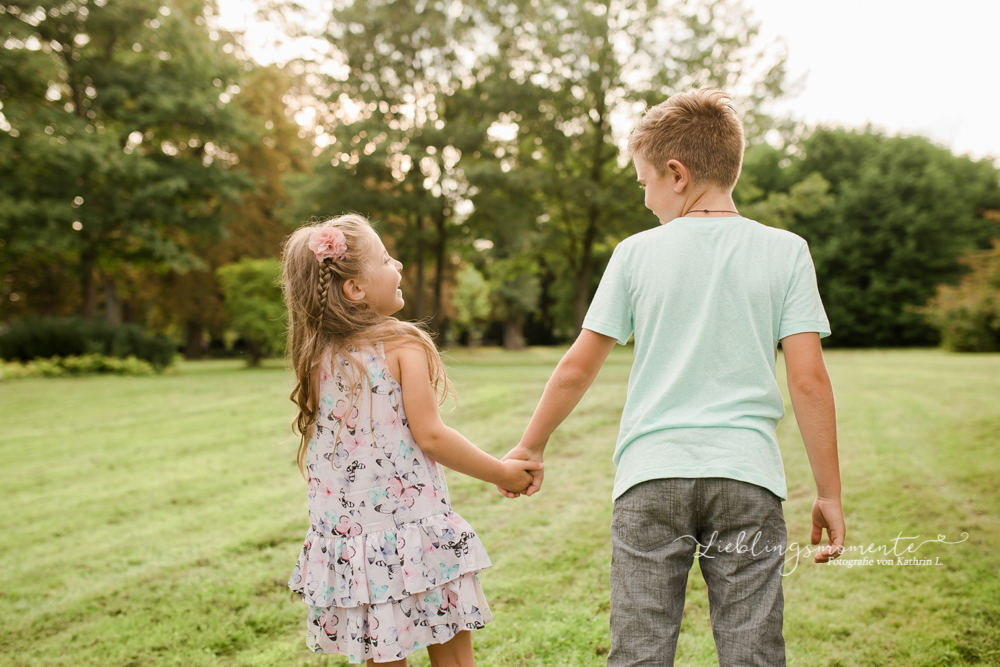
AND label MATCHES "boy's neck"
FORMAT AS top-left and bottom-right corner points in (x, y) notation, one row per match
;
(675, 188), (739, 220)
